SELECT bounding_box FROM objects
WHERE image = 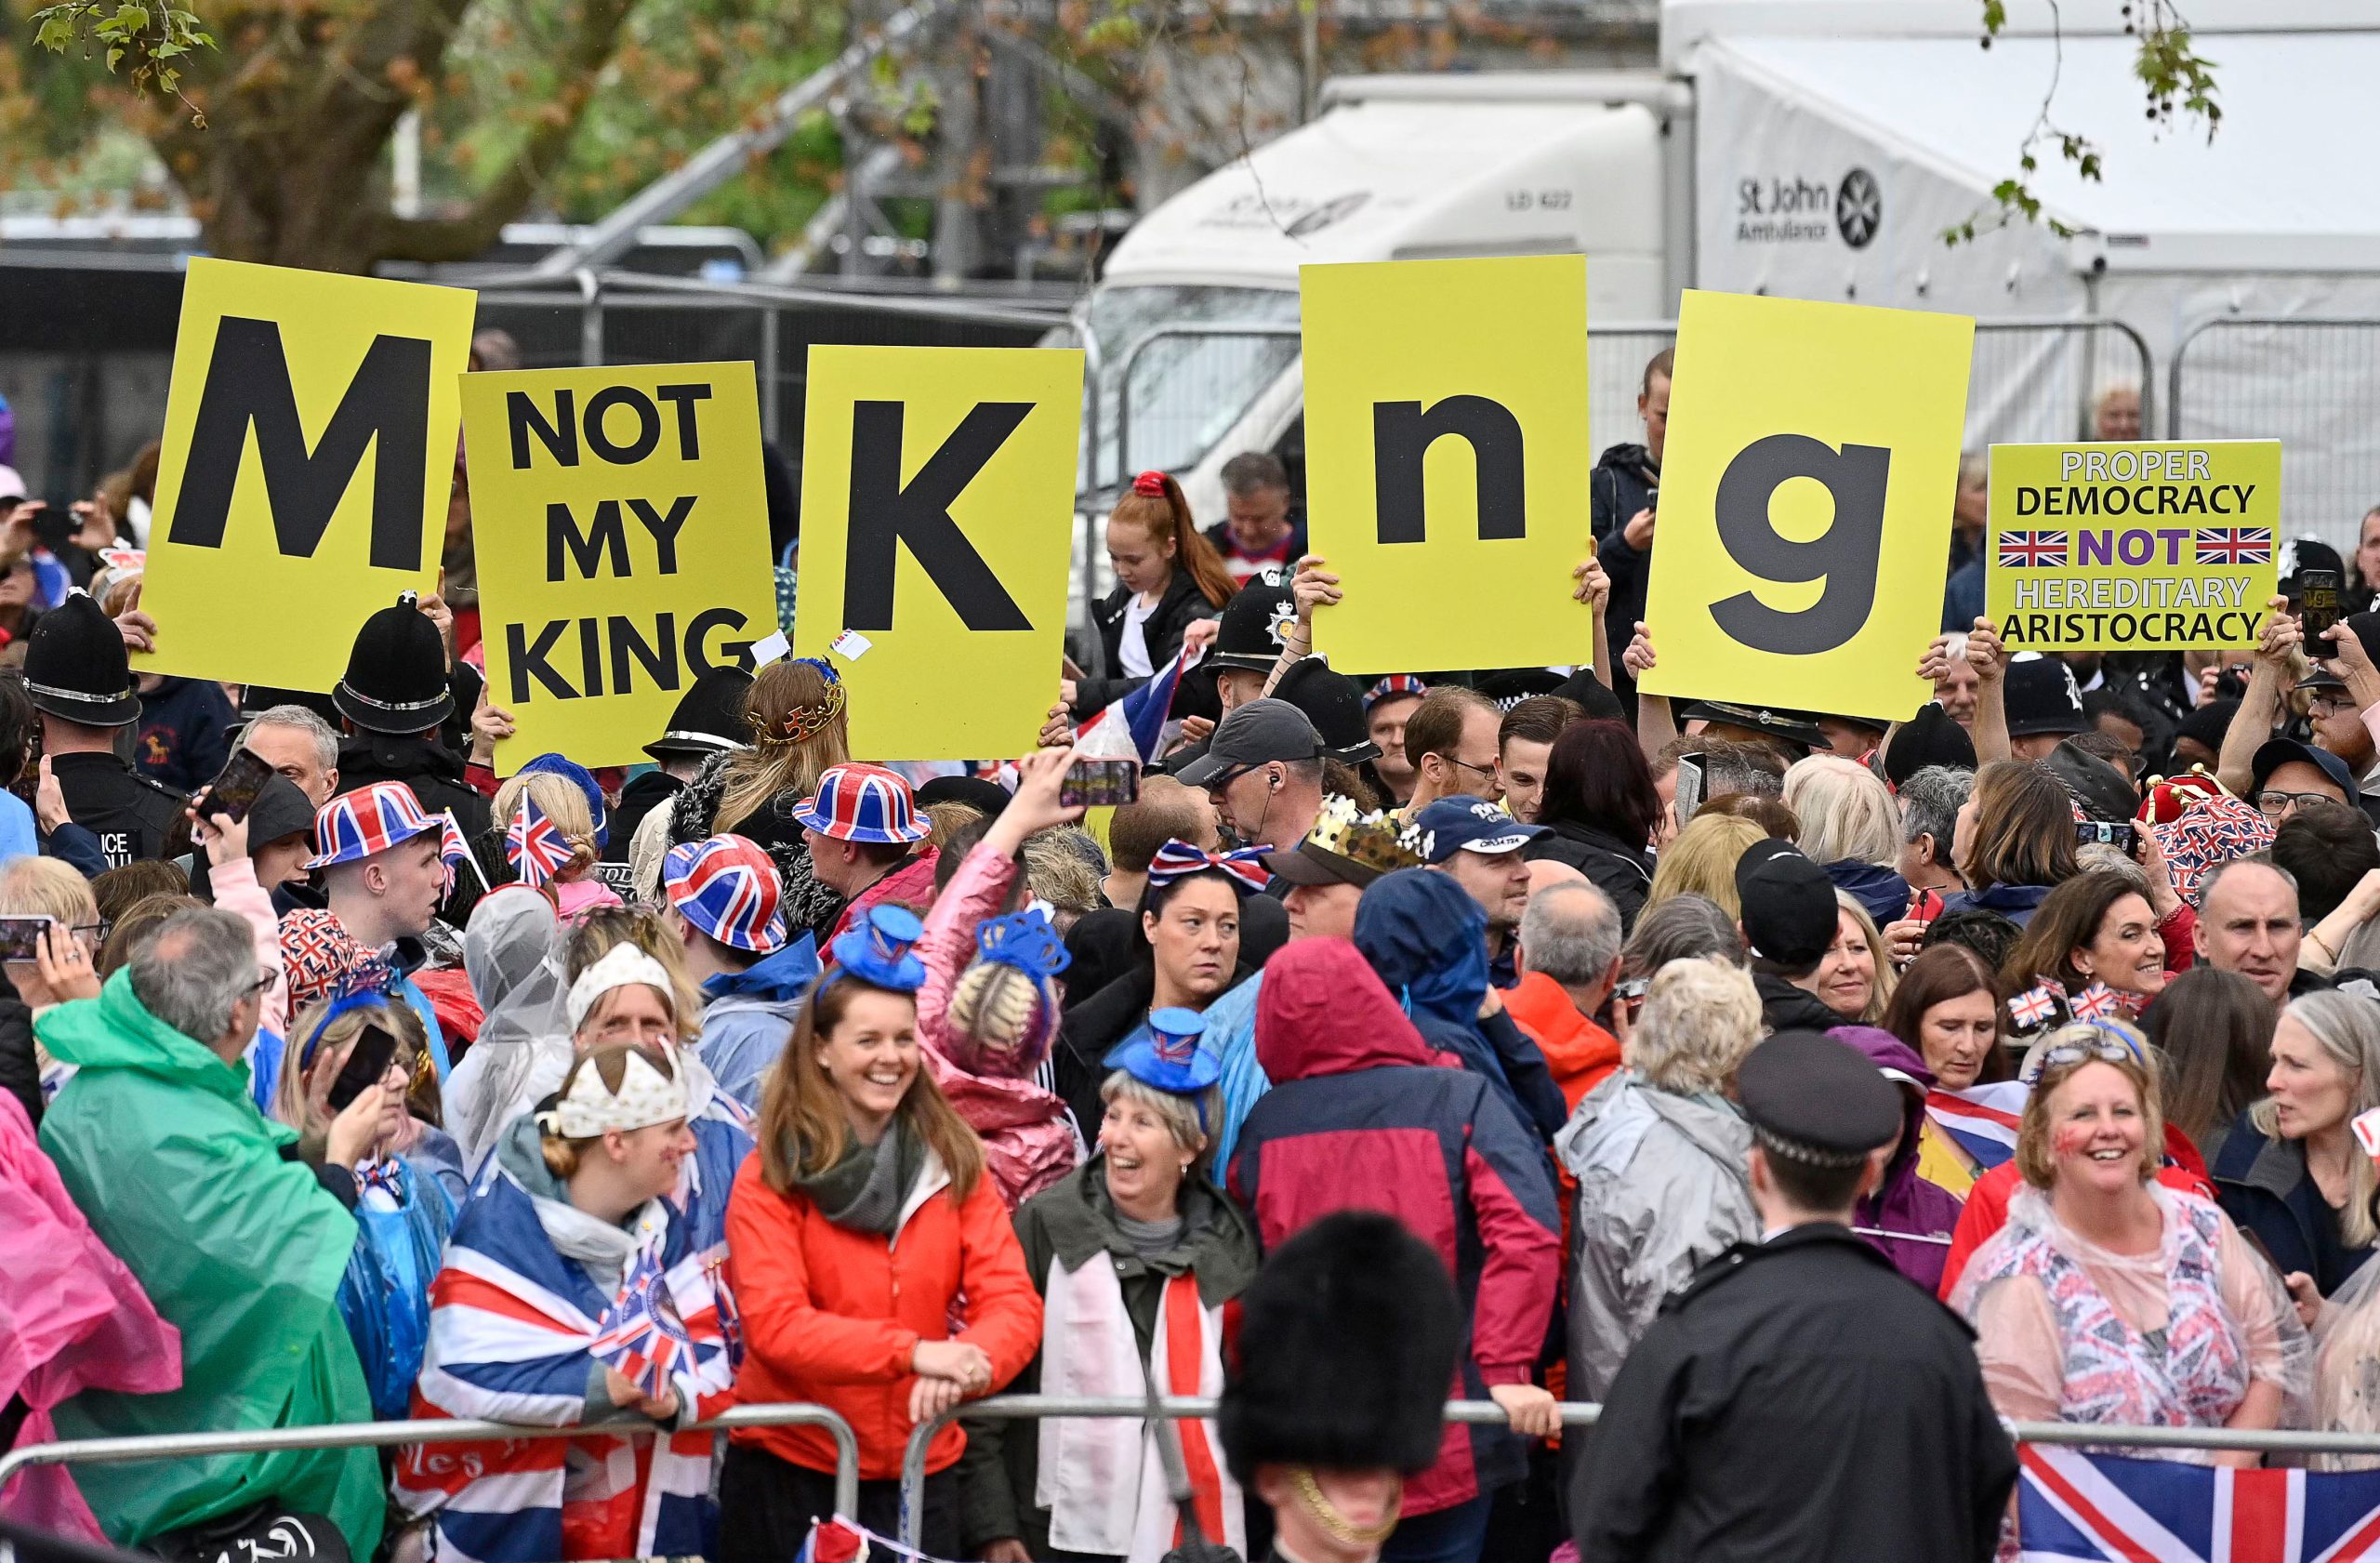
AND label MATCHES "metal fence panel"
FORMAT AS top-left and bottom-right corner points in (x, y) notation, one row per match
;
(2170, 317), (2380, 552)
